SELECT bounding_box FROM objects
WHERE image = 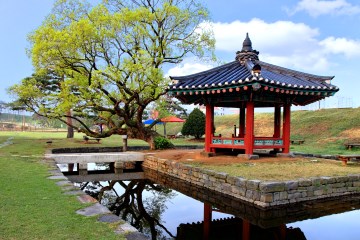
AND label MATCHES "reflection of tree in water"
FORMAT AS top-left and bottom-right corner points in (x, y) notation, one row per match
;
(80, 179), (176, 240)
